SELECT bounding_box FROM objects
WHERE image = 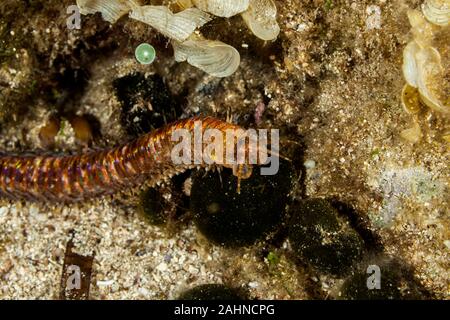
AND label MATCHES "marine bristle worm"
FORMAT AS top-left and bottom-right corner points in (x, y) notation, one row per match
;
(0, 116), (256, 203)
